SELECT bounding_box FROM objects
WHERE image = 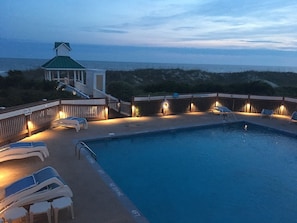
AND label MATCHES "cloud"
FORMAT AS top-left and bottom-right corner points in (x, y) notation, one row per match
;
(82, 26), (128, 34)
(1, 0), (297, 65)
(108, 0), (297, 50)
